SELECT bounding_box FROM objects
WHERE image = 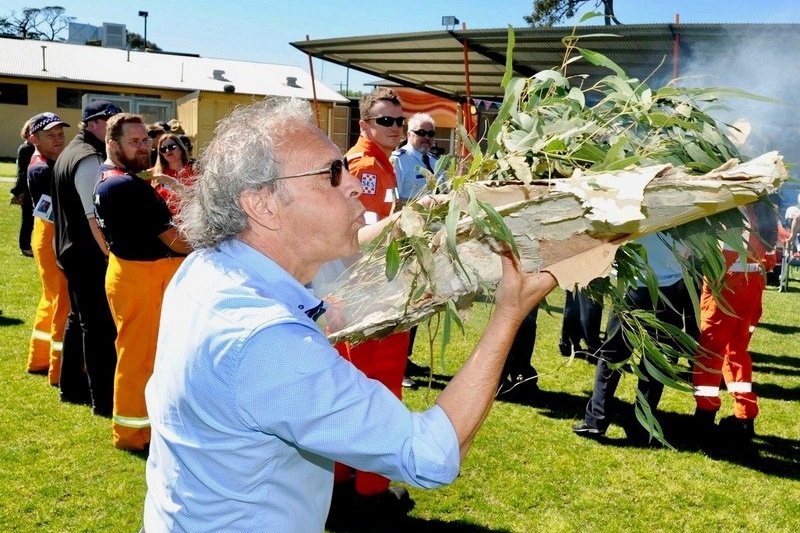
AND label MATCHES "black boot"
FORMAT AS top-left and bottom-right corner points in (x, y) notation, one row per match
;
(691, 409), (718, 448)
(718, 415), (755, 442)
